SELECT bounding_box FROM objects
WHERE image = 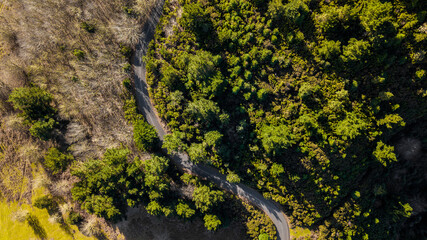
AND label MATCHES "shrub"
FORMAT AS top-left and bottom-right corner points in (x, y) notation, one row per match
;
(185, 98), (221, 127)
(146, 201), (162, 216)
(71, 76), (79, 82)
(176, 202), (196, 219)
(298, 83), (319, 99)
(133, 119), (159, 152)
(163, 131), (187, 154)
(192, 185), (224, 213)
(29, 118), (56, 140)
(123, 78), (132, 92)
(44, 148), (74, 175)
(120, 45), (132, 58)
(226, 170), (241, 183)
(33, 195), (58, 213)
(71, 147), (145, 221)
(203, 214), (221, 231)
(415, 69), (425, 81)
(73, 49), (85, 60)
(80, 22), (95, 33)
(259, 233), (270, 240)
(123, 63), (132, 71)
(373, 141), (397, 167)
(123, 97), (142, 122)
(8, 87), (56, 121)
(259, 124), (296, 155)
